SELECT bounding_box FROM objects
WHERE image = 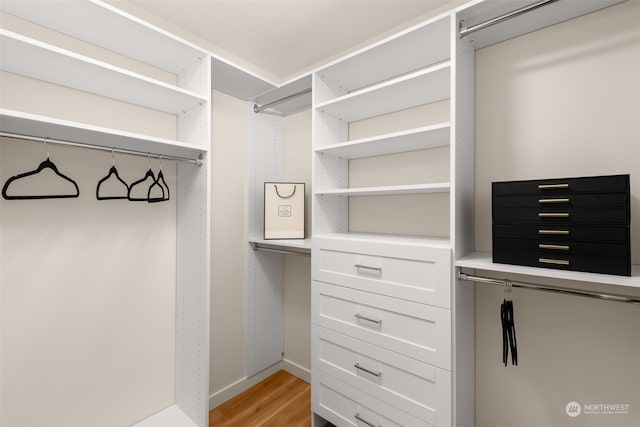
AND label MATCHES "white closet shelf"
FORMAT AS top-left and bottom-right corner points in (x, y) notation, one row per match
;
(0, 109), (207, 160)
(0, 0), (206, 74)
(456, 252), (640, 290)
(315, 232), (451, 249)
(316, 13), (450, 93)
(315, 182), (450, 197)
(314, 123), (450, 159)
(316, 62), (450, 123)
(0, 30), (207, 115)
